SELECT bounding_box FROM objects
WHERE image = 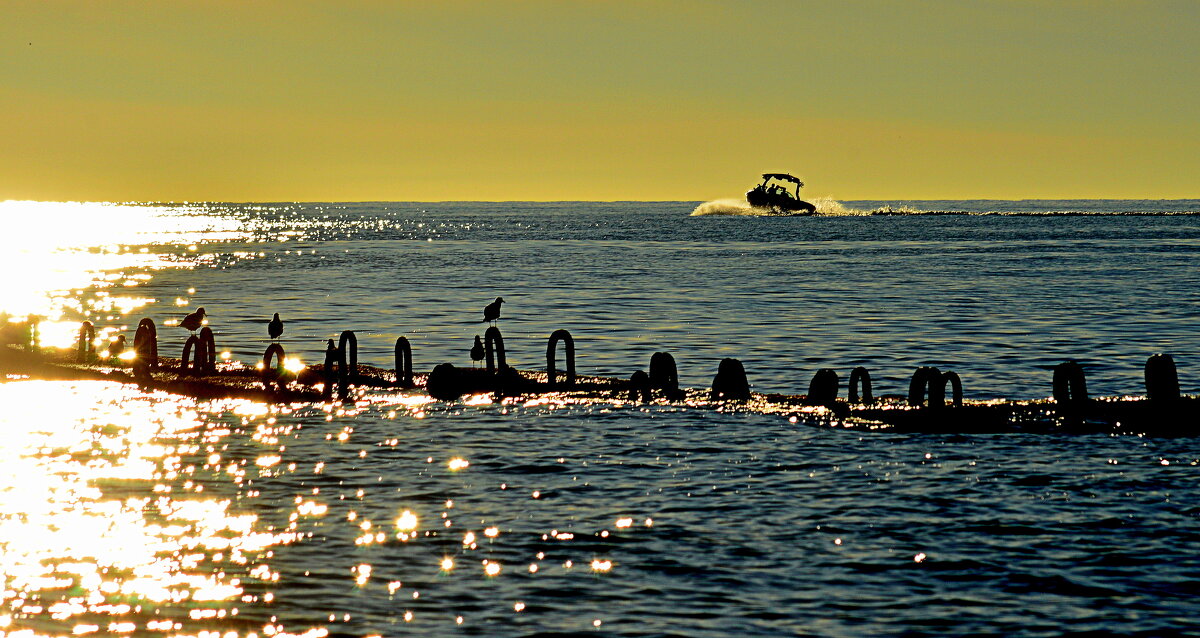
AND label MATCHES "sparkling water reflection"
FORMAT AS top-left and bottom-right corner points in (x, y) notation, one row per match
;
(3, 380), (1200, 635)
(4, 201), (1200, 635)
